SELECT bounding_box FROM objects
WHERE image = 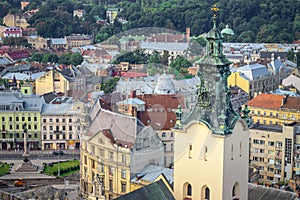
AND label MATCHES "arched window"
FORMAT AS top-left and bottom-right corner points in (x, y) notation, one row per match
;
(205, 187), (210, 200)
(187, 184), (192, 196)
(232, 182), (240, 199)
(183, 182), (192, 199)
(201, 185), (210, 200)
